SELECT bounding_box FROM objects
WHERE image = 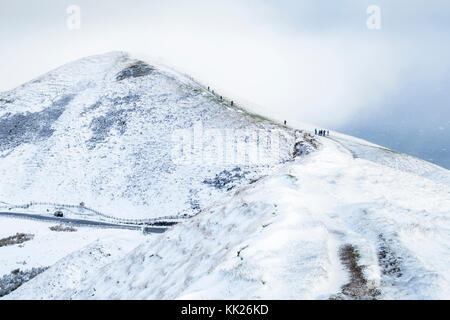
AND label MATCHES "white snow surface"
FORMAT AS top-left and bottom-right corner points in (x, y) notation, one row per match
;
(7, 138), (450, 300)
(0, 217), (143, 299)
(1, 52), (450, 299)
(0, 52), (299, 220)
